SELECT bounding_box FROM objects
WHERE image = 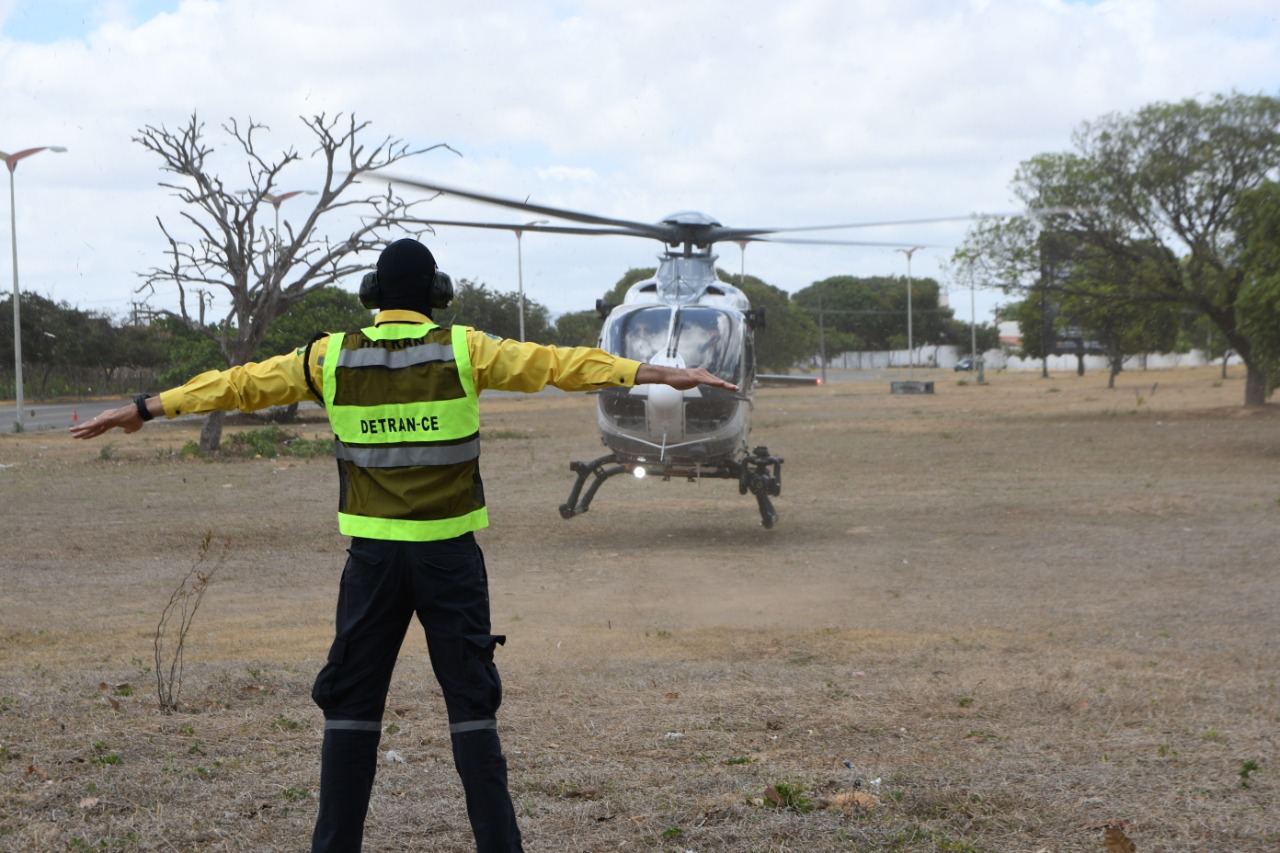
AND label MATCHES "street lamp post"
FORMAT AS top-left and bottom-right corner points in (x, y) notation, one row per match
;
(970, 273), (978, 361)
(896, 246), (923, 373)
(960, 251), (978, 363)
(734, 240), (749, 286)
(4, 146), (67, 432)
(957, 249), (987, 383)
(514, 220), (547, 341)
